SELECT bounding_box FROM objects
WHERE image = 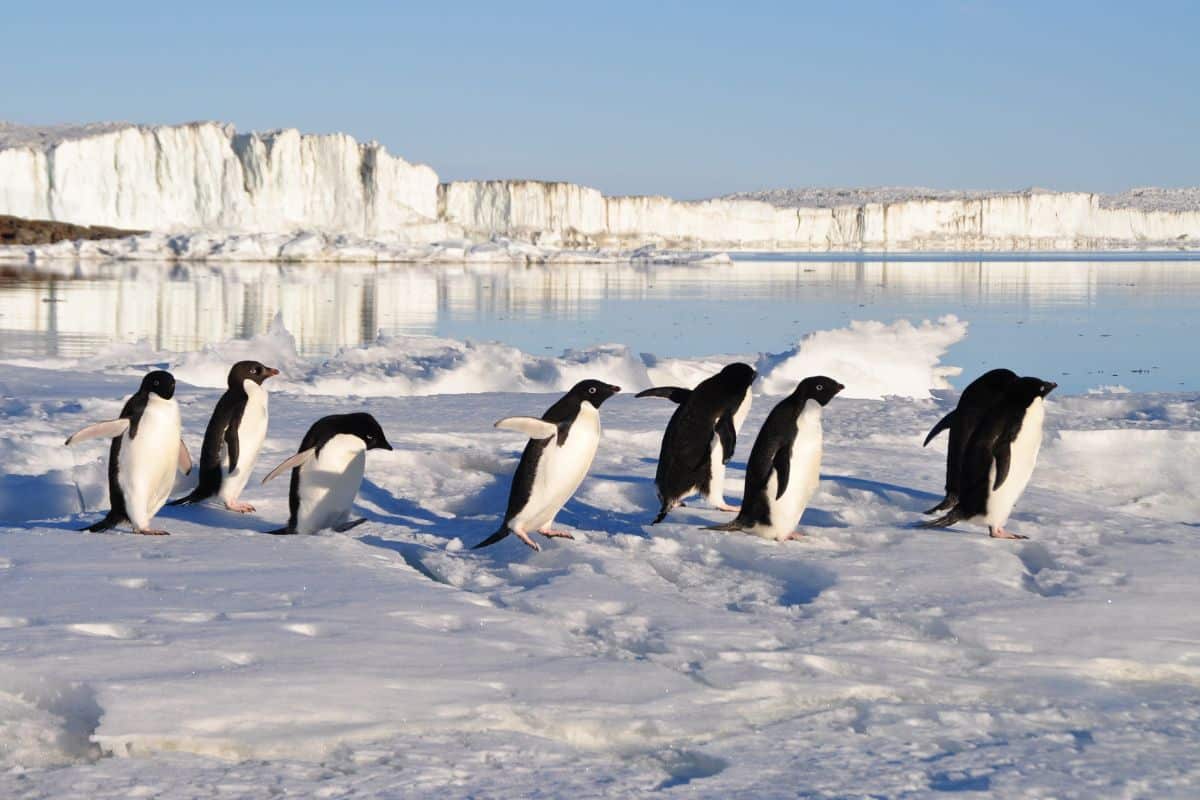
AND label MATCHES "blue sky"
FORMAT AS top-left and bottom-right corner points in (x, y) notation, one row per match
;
(3, 1), (1196, 198)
